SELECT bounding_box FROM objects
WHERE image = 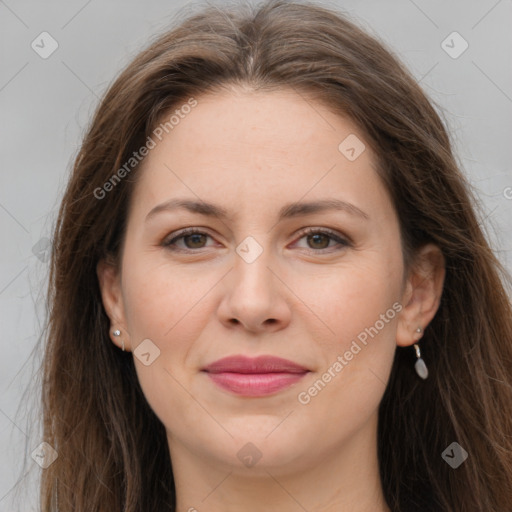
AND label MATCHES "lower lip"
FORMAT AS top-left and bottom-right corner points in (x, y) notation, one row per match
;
(204, 371), (308, 397)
